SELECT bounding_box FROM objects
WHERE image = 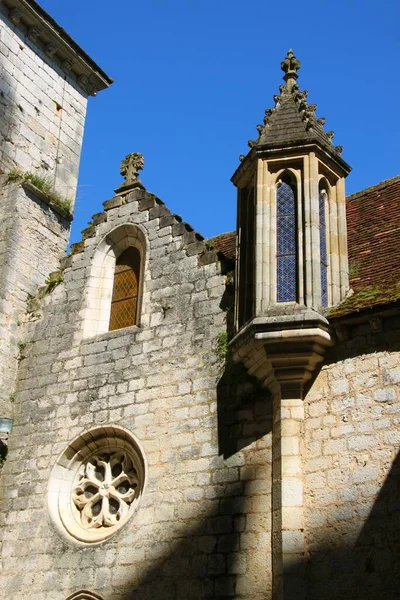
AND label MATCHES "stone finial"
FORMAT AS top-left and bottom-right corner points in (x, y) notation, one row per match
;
(281, 49), (301, 91)
(116, 152), (145, 192)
